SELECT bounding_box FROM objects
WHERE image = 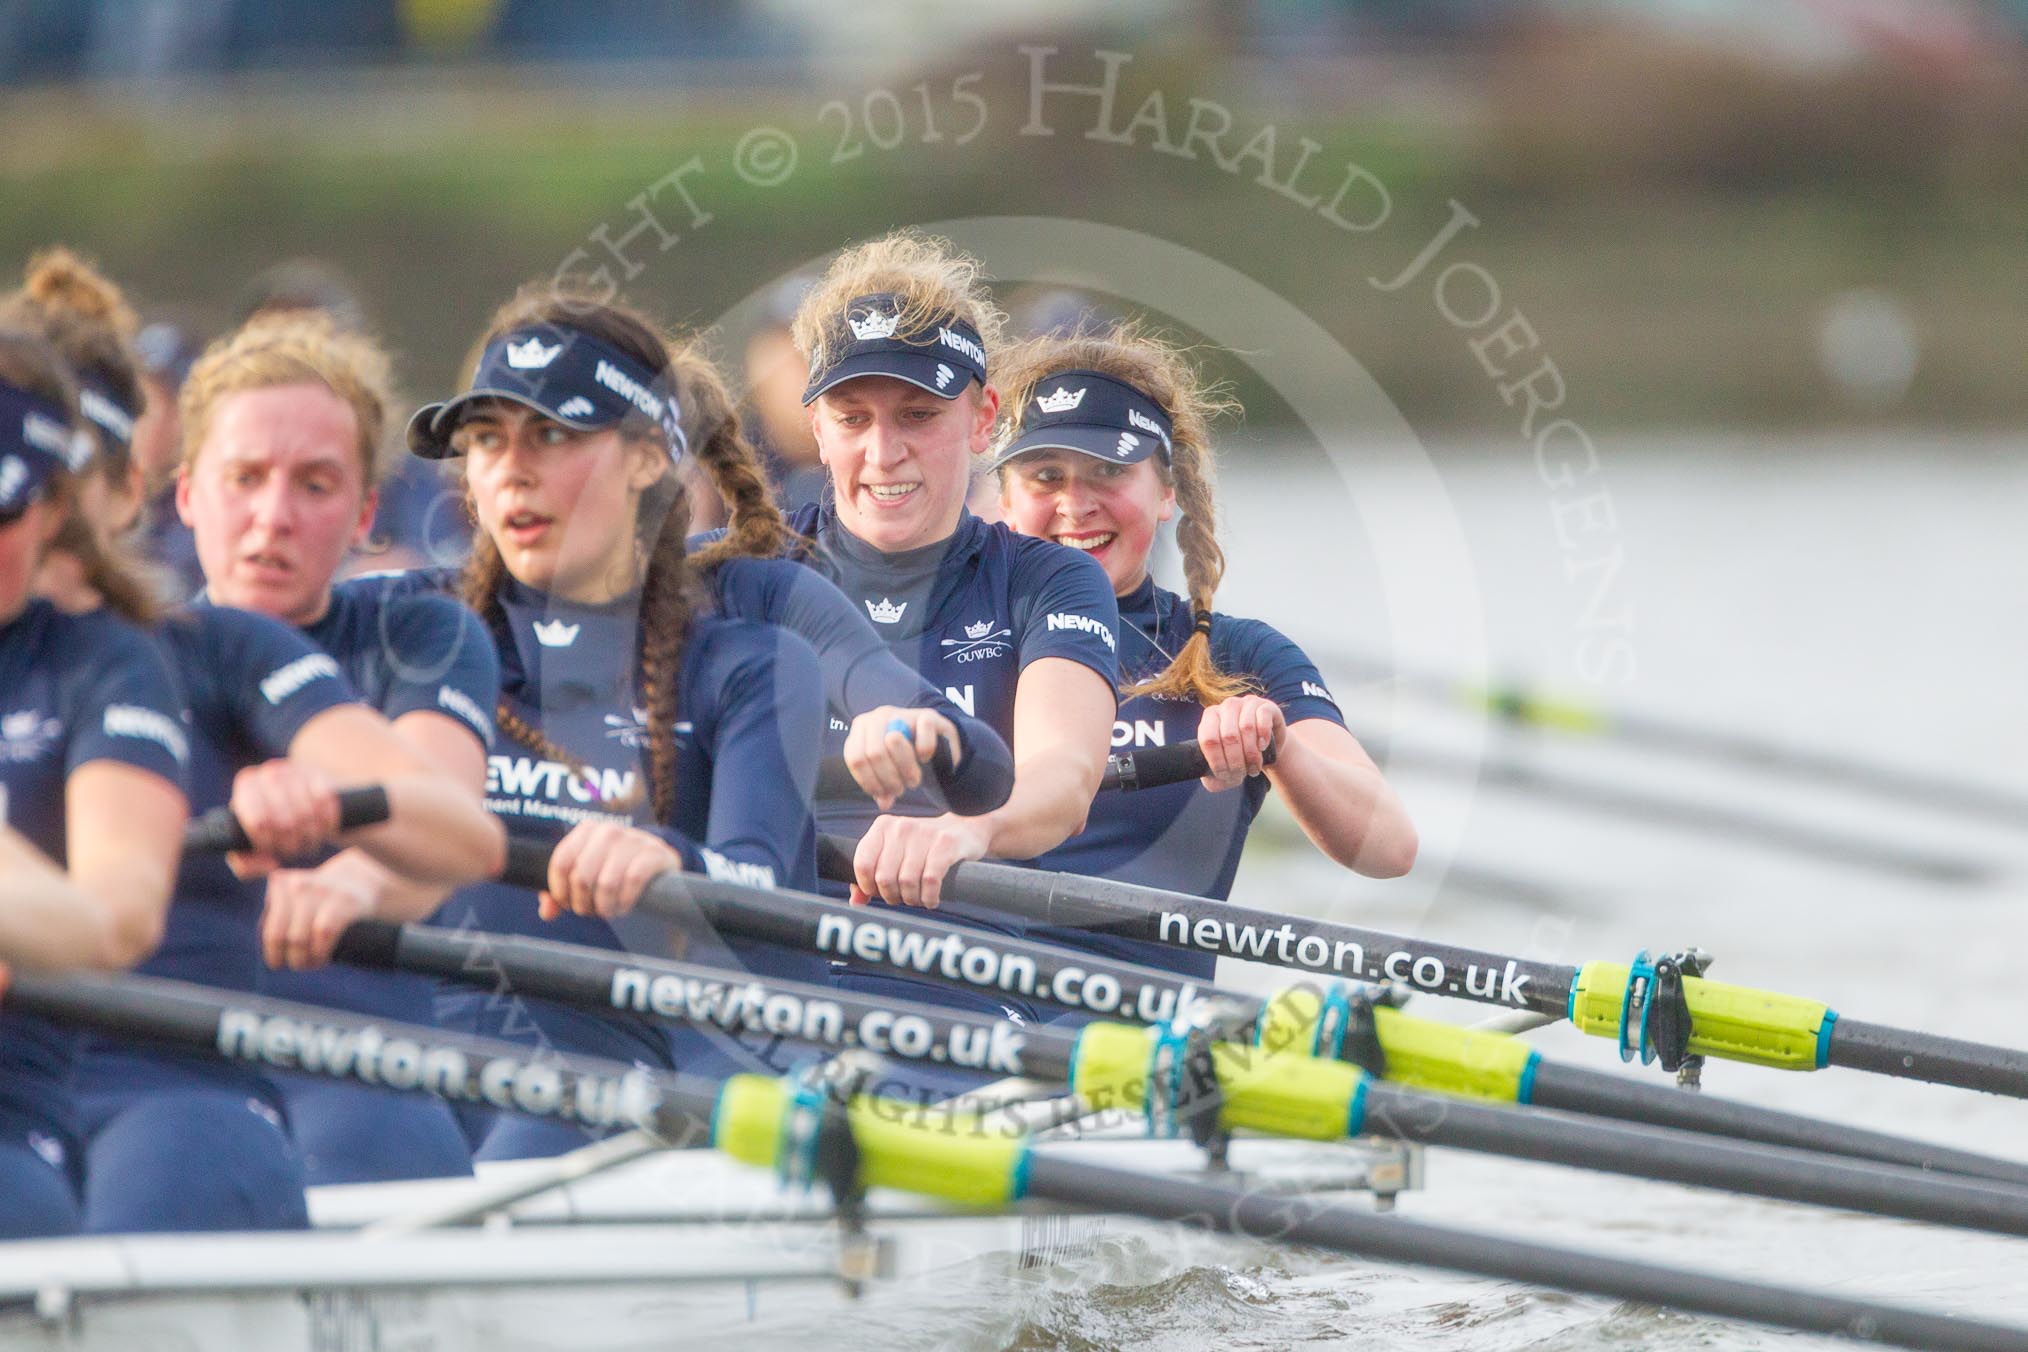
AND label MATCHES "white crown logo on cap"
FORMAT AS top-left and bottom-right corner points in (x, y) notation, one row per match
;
(848, 310), (900, 342)
(1037, 386), (1086, 414)
(1114, 432), (1140, 458)
(532, 619), (580, 647)
(865, 597), (908, 624)
(556, 397), (595, 420)
(506, 337), (563, 369)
